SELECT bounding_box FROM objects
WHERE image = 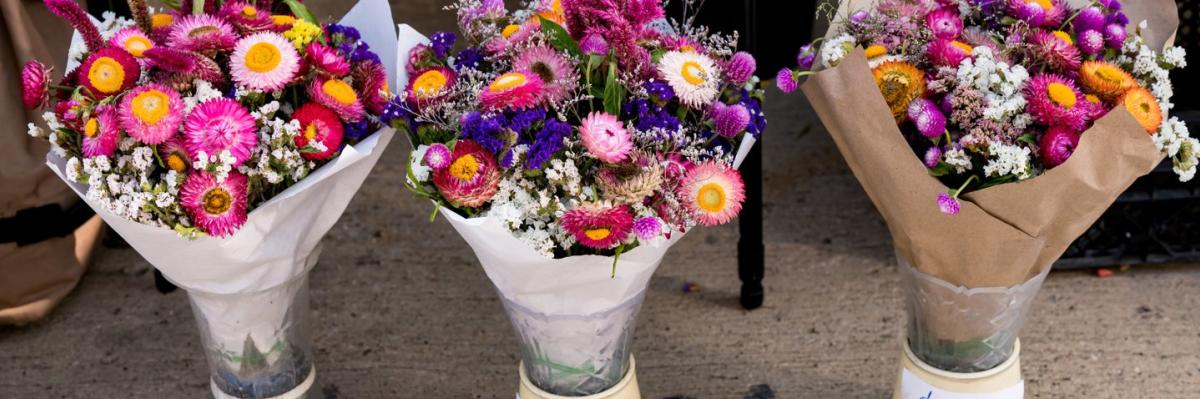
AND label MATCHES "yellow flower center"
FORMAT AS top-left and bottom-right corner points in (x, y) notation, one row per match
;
(680, 61), (707, 86)
(1093, 65), (1125, 84)
(1052, 31), (1073, 45)
(1085, 94), (1101, 104)
(679, 45), (696, 53)
(449, 154), (480, 181)
(864, 45), (887, 59)
(166, 153), (187, 172)
(242, 6), (258, 17)
(551, 0), (563, 15)
(951, 41), (973, 54)
(151, 13), (174, 29)
(502, 24), (521, 39)
(132, 90), (170, 125)
(244, 42), (282, 73)
(585, 228), (611, 241)
(489, 72), (528, 93)
(123, 36), (152, 57)
(413, 70), (449, 99)
(87, 57), (125, 94)
(1025, 0), (1052, 10)
(696, 183), (726, 213)
(1047, 82), (1077, 108)
(202, 187), (232, 215)
(189, 25), (219, 38)
(271, 15), (296, 26)
(304, 124), (319, 141)
(322, 80), (358, 105)
(84, 118), (99, 138)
